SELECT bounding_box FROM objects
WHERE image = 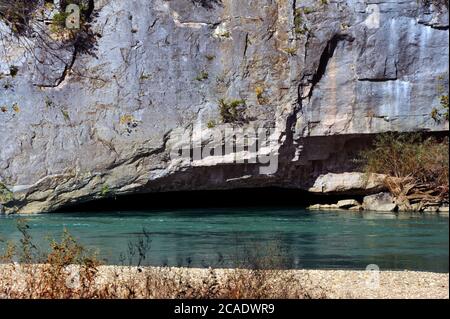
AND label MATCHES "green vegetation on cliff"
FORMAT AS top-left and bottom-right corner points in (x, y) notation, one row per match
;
(218, 98), (247, 123)
(0, 182), (13, 203)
